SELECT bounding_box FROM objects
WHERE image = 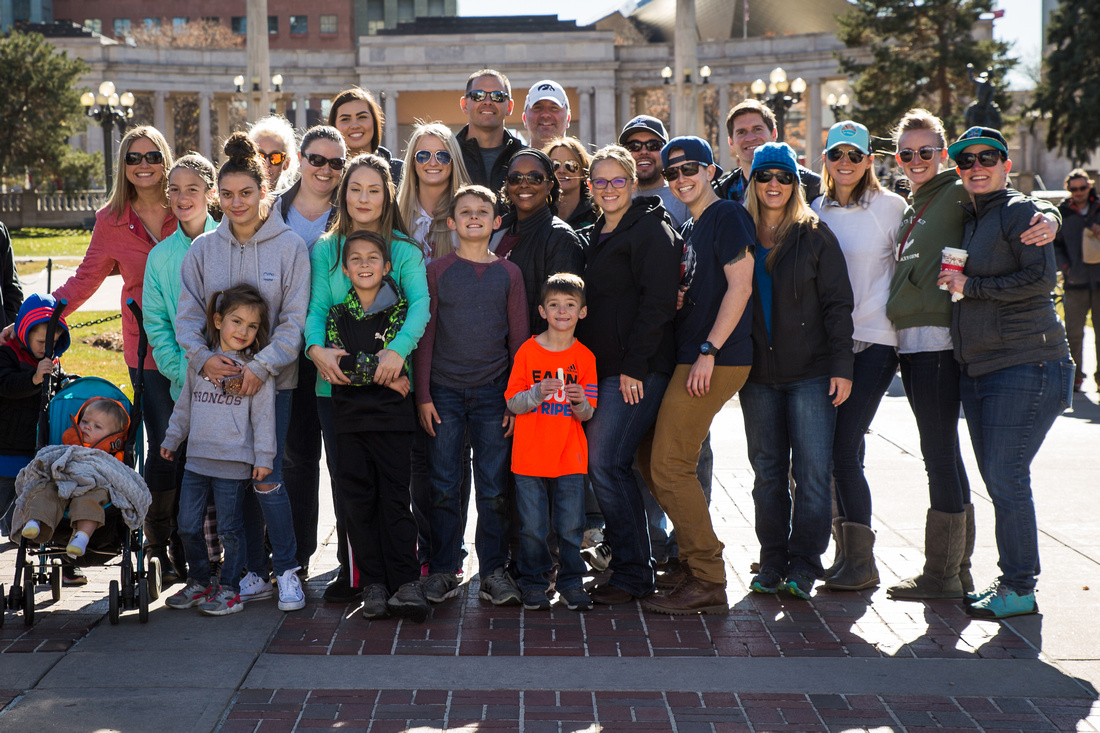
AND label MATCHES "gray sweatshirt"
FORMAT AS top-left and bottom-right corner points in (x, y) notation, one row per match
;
(176, 212), (310, 391)
(162, 347), (277, 480)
